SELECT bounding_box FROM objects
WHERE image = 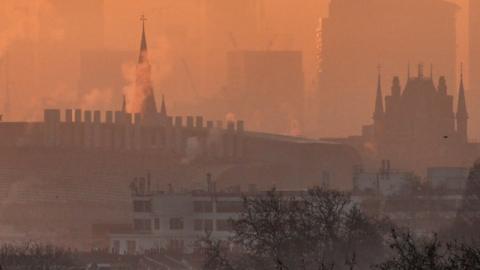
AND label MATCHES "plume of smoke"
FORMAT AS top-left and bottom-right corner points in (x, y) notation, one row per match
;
(225, 112), (236, 122)
(123, 35), (173, 113)
(80, 88), (114, 111)
(181, 137), (201, 164)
